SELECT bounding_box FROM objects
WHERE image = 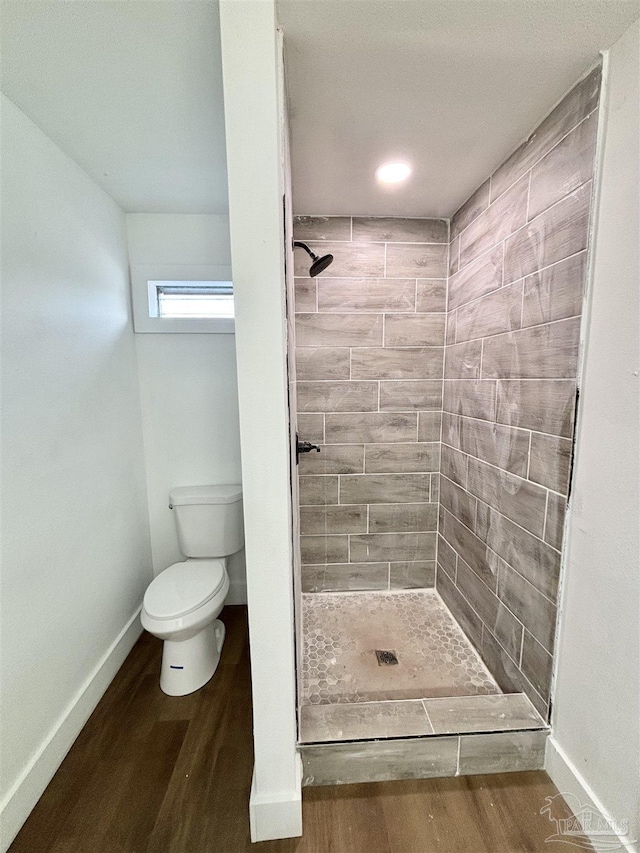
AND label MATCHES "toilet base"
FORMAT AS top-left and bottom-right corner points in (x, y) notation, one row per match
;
(159, 619), (226, 696)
